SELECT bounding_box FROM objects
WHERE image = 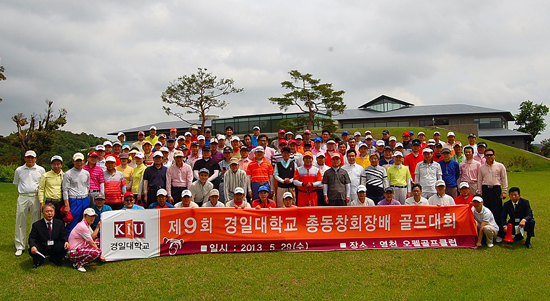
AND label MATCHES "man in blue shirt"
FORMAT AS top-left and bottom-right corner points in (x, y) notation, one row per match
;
(148, 189), (175, 209)
(438, 148), (460, 198)
(91, 193), (111, 230)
